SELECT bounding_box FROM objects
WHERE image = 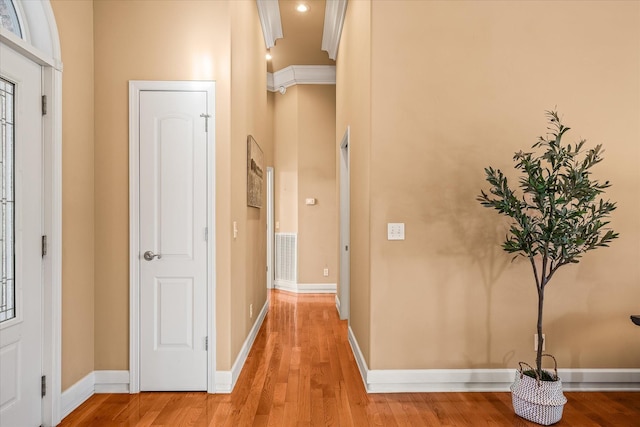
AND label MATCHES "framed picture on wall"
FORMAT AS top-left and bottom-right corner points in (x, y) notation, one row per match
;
(247, 135), (264, 208)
